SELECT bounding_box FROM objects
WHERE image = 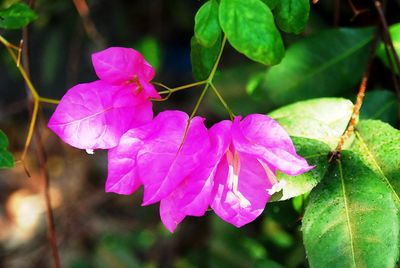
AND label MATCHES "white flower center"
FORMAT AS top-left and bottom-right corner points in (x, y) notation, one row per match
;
(226, 150), (251, 208)
(85, 149), (94, 155)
